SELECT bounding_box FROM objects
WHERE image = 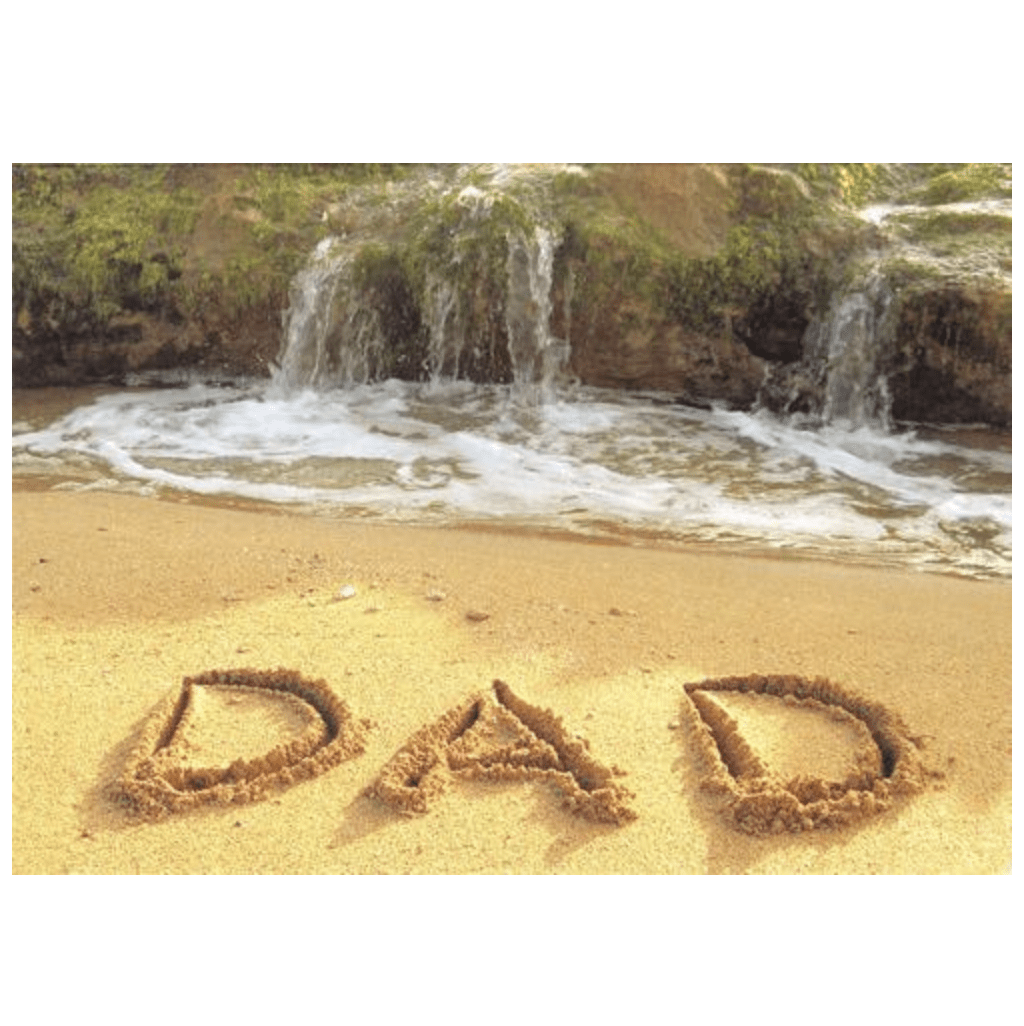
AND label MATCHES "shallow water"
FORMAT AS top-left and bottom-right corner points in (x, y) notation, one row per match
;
(11, 379), (1012, 579)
